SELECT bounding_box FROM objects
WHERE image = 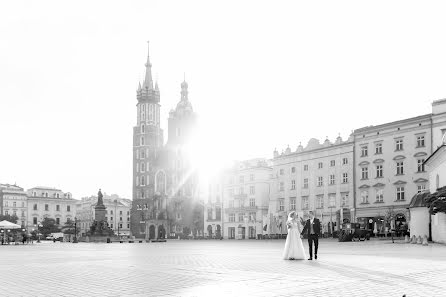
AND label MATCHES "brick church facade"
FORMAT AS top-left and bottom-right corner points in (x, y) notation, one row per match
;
(130, 43), (202, 239)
